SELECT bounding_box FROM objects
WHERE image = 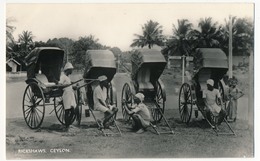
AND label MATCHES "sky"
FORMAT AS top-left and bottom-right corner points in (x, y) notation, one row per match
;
(6, 3), (254, 51)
